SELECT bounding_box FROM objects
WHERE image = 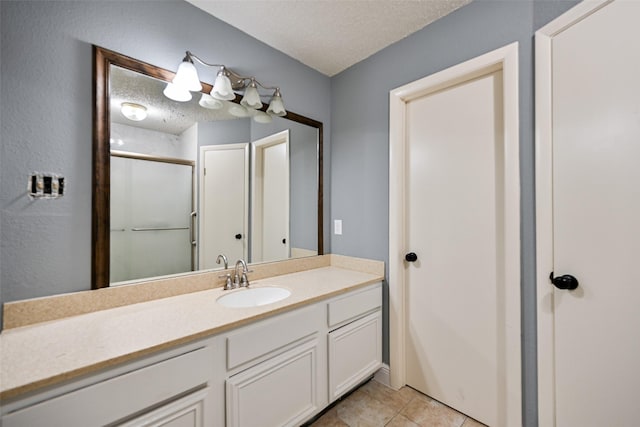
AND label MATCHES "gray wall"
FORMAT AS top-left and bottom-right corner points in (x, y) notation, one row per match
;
(0, 0), (331, 321)
(329, 1), (577, 426)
